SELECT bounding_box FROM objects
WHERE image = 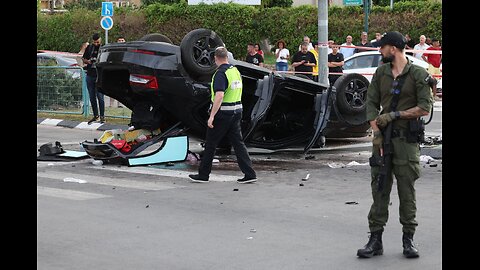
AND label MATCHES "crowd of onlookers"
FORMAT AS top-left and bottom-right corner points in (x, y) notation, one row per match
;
(244, 32), (442, 84)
